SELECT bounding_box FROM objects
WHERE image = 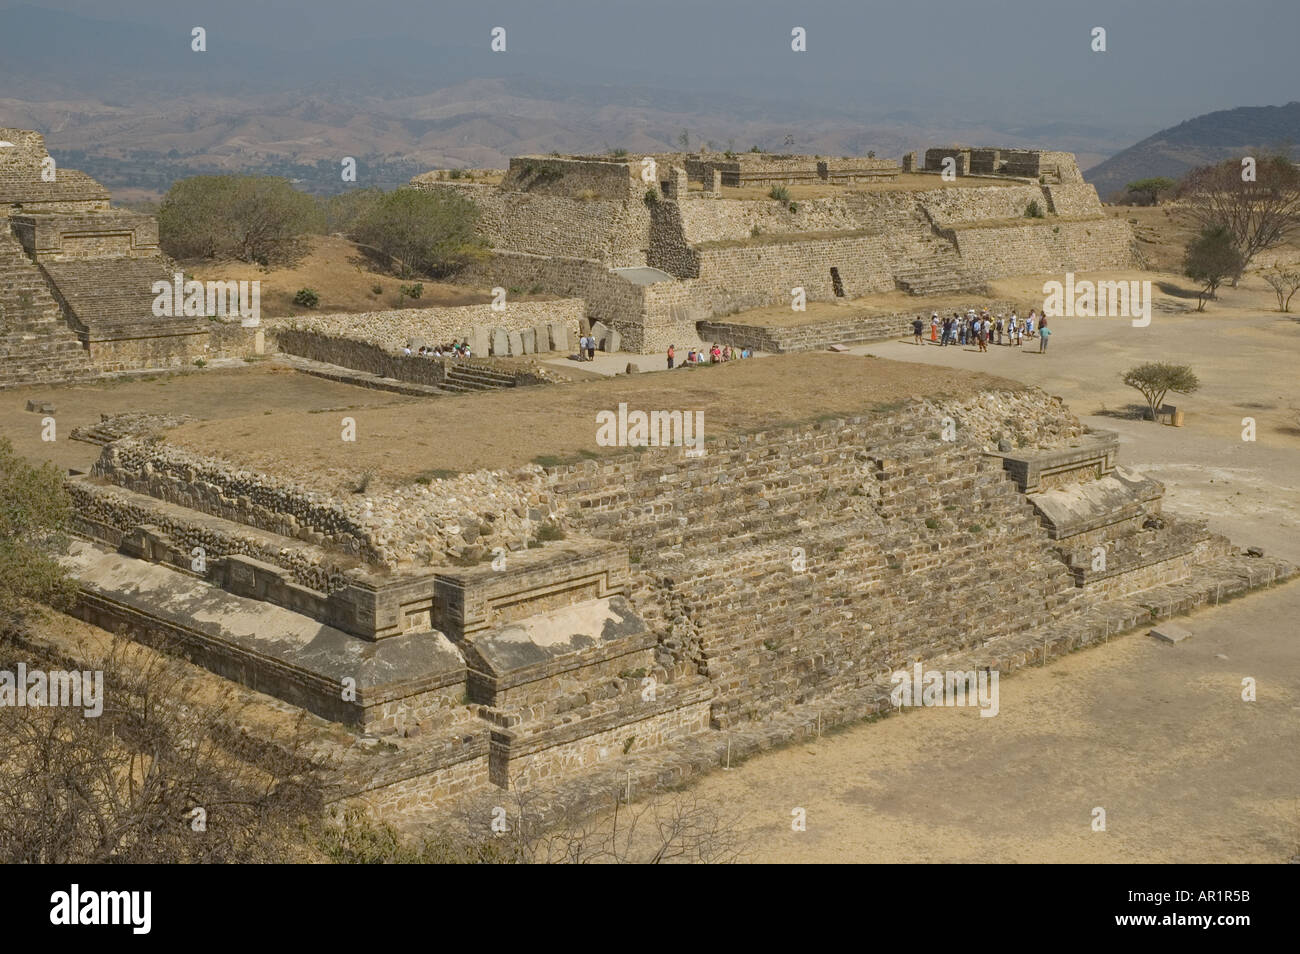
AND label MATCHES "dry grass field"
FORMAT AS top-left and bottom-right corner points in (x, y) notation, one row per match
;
(180, 234), (559, 318)
(160, 354), (1015, 493)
